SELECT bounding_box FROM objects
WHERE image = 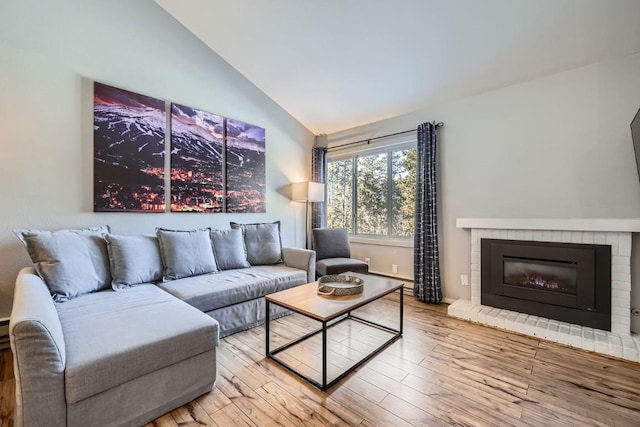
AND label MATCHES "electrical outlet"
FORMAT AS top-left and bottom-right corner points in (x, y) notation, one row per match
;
(461, 274), (469, 286)
(364, 257), (371, 265)
(392, 264), (398, 274)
